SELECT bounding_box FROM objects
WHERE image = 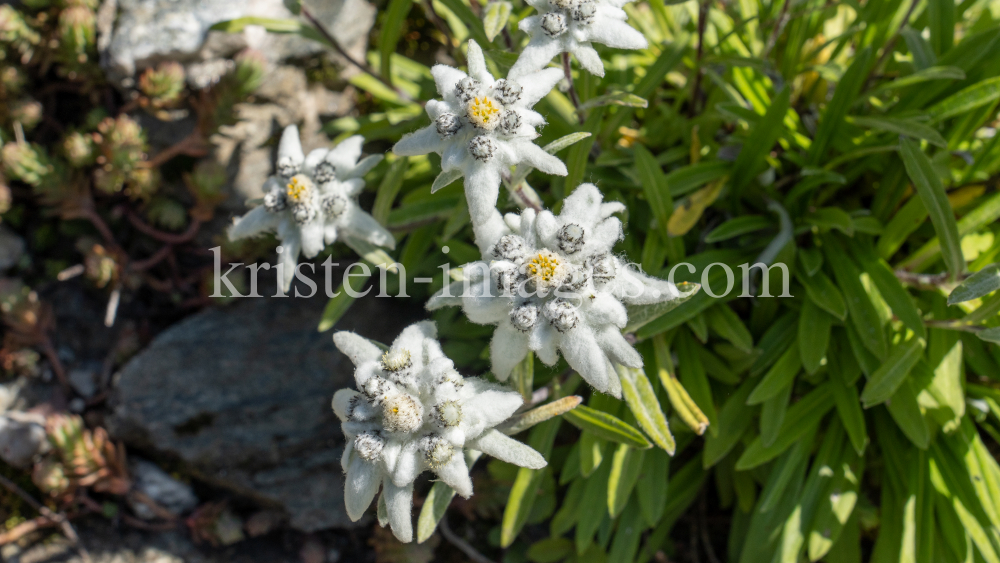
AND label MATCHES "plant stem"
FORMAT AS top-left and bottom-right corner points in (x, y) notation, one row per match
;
(0, 473), (90, 562)
(438, 515), (496, 563)
(300, 6), (414, 103)
(562, 53), (583, 124)
(865, 0), (919, 89)
(125, 208), (201, 244)
(690, 0), (709, 116)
